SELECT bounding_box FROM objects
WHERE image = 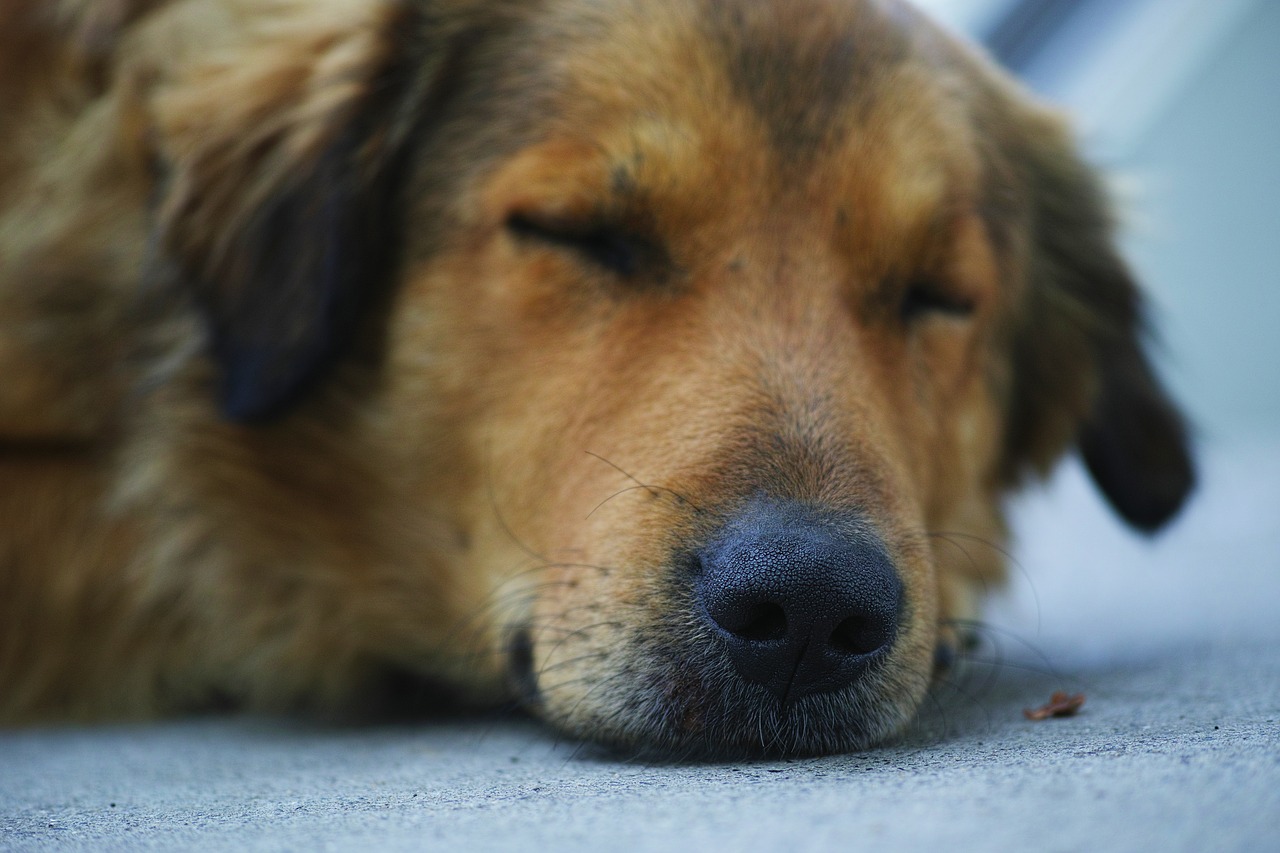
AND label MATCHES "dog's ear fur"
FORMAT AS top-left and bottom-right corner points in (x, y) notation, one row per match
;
(152, 2), (446, 422)
(1077, 334), (1195, 532)
(998, 107), (1195, 532)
